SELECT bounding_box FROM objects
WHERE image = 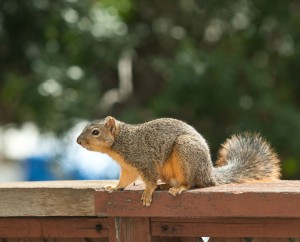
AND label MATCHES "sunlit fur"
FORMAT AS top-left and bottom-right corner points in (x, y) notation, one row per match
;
(214, 132), (281, 184)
